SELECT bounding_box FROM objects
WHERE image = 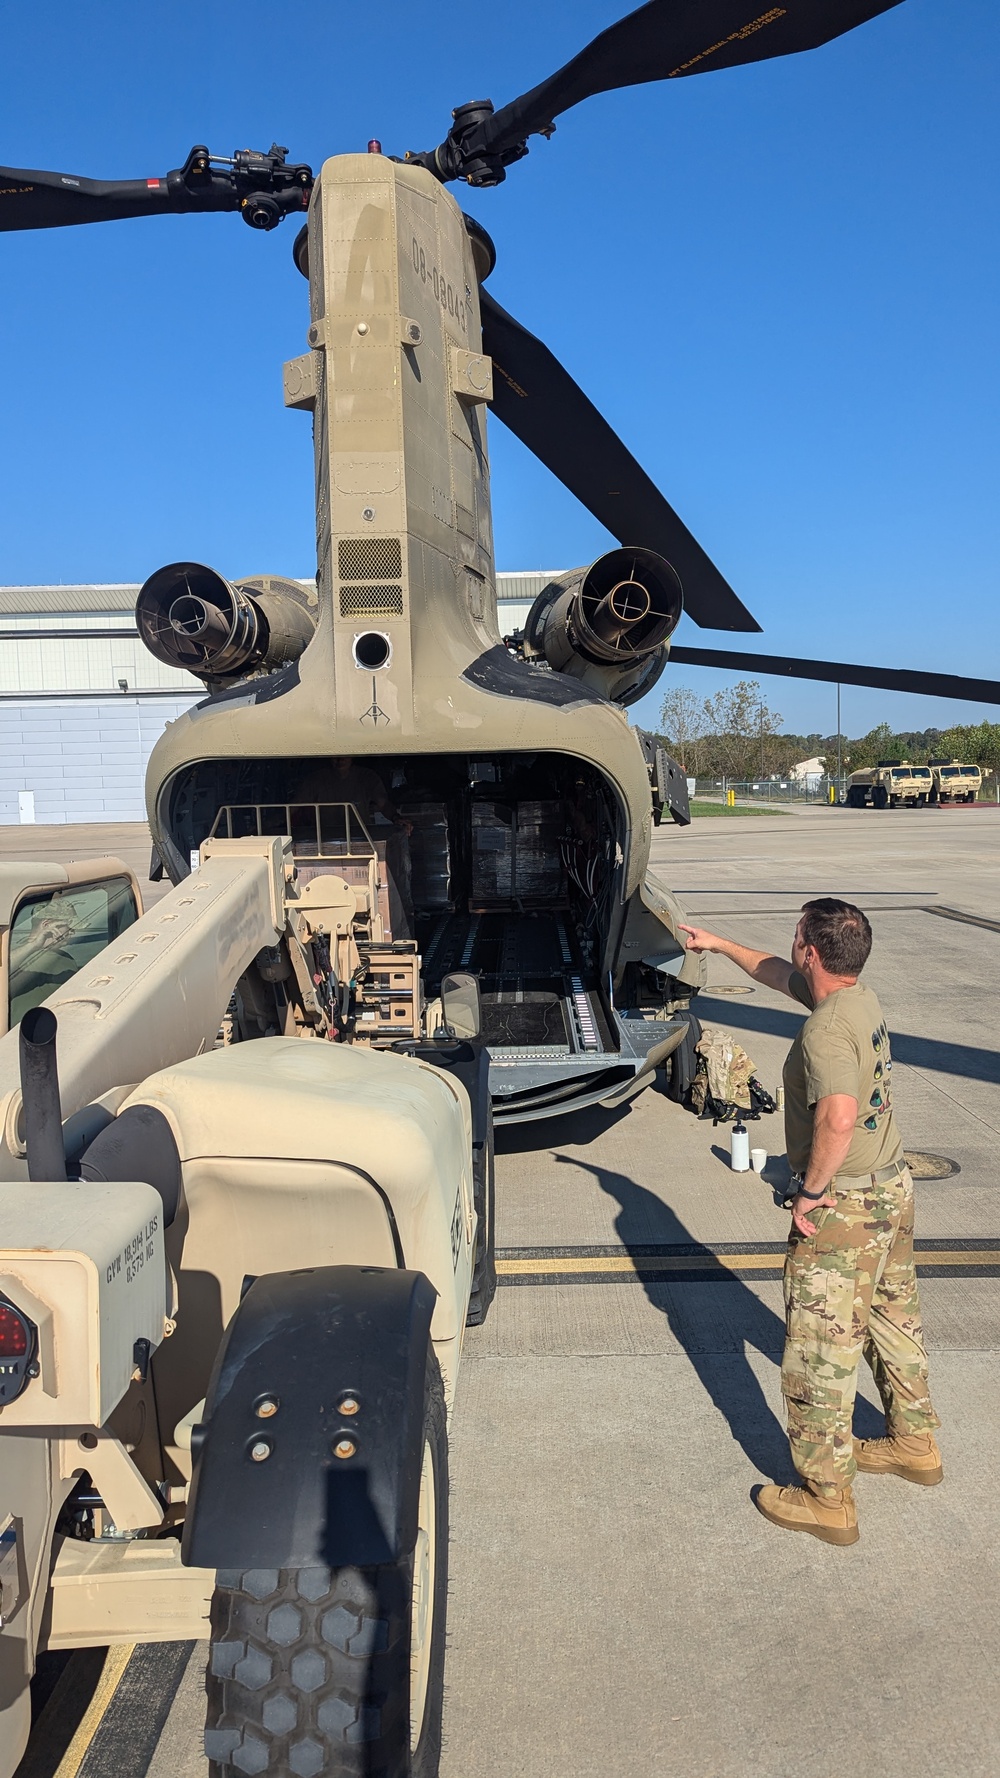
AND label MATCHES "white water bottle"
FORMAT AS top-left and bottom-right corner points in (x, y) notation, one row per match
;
(730, 1116), (750, 1172)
